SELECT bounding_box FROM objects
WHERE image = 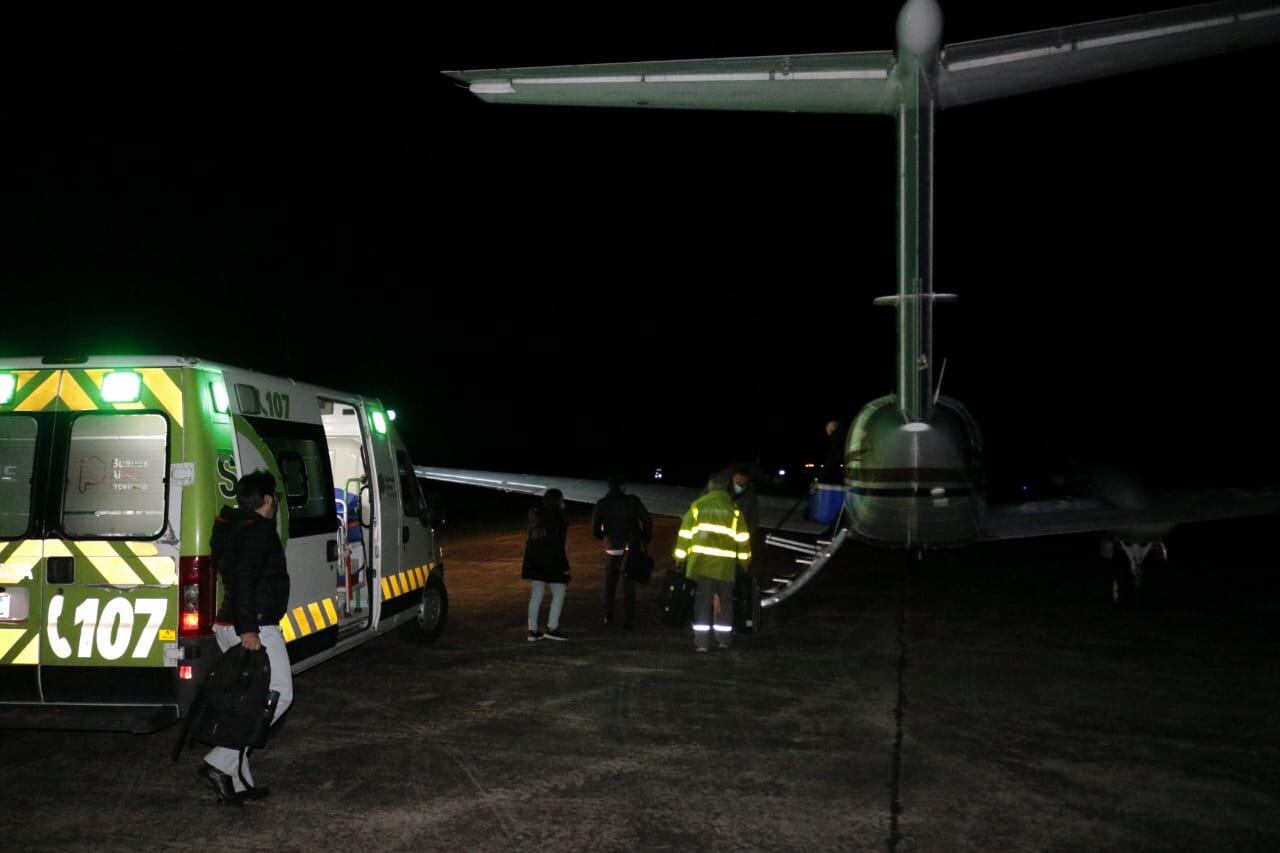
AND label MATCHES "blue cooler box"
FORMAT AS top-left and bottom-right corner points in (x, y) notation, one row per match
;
(810, 483), (845, 525)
